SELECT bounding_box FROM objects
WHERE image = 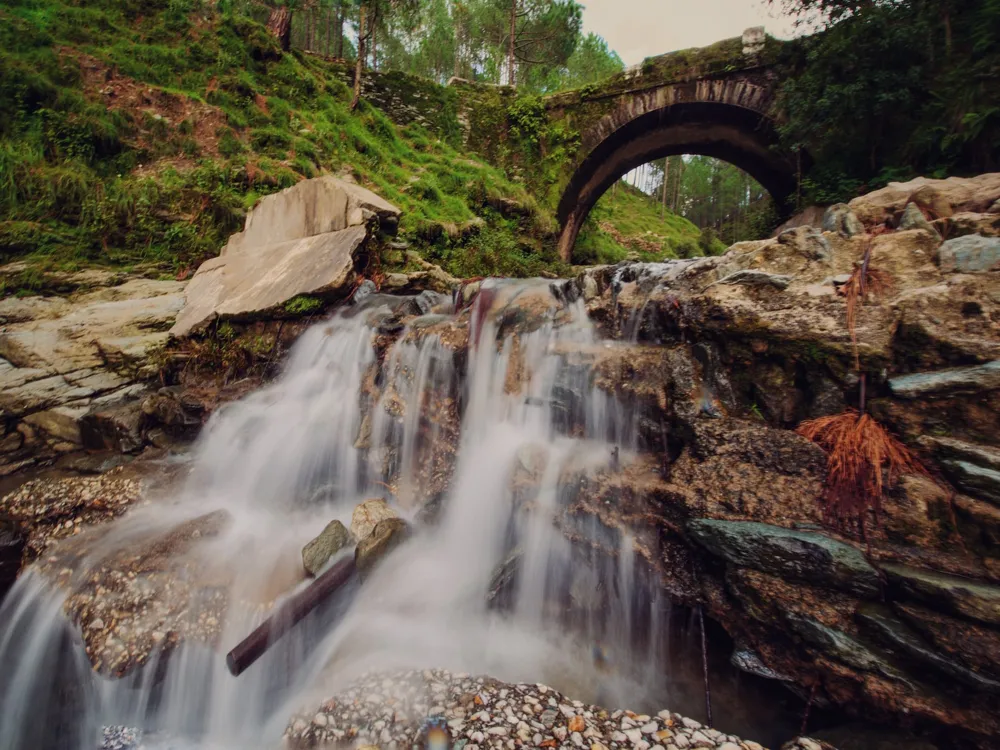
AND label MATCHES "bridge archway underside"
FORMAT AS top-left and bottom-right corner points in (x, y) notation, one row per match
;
(553, 77), (799, 261)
